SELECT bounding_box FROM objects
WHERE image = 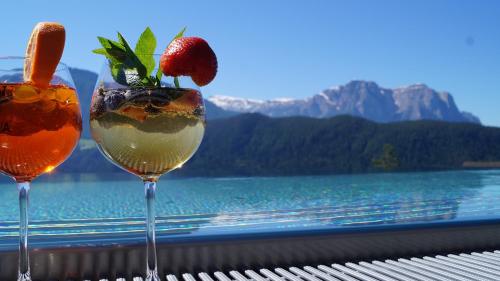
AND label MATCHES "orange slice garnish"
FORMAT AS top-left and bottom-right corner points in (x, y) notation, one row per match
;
(23, 22), (66, 88)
